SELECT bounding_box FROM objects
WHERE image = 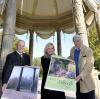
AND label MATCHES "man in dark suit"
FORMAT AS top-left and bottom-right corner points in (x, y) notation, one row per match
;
(2, 40), (30, 92)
